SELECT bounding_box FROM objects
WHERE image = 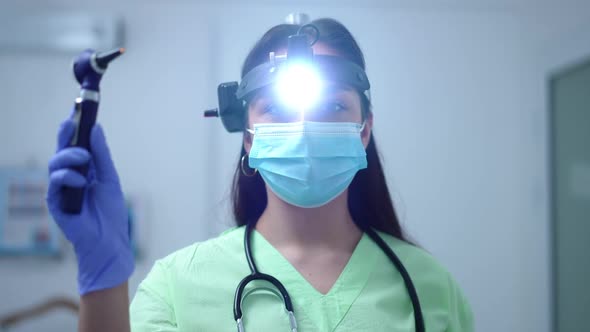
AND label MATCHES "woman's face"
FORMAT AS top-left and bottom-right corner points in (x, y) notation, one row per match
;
(243, 42), (373, 152)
